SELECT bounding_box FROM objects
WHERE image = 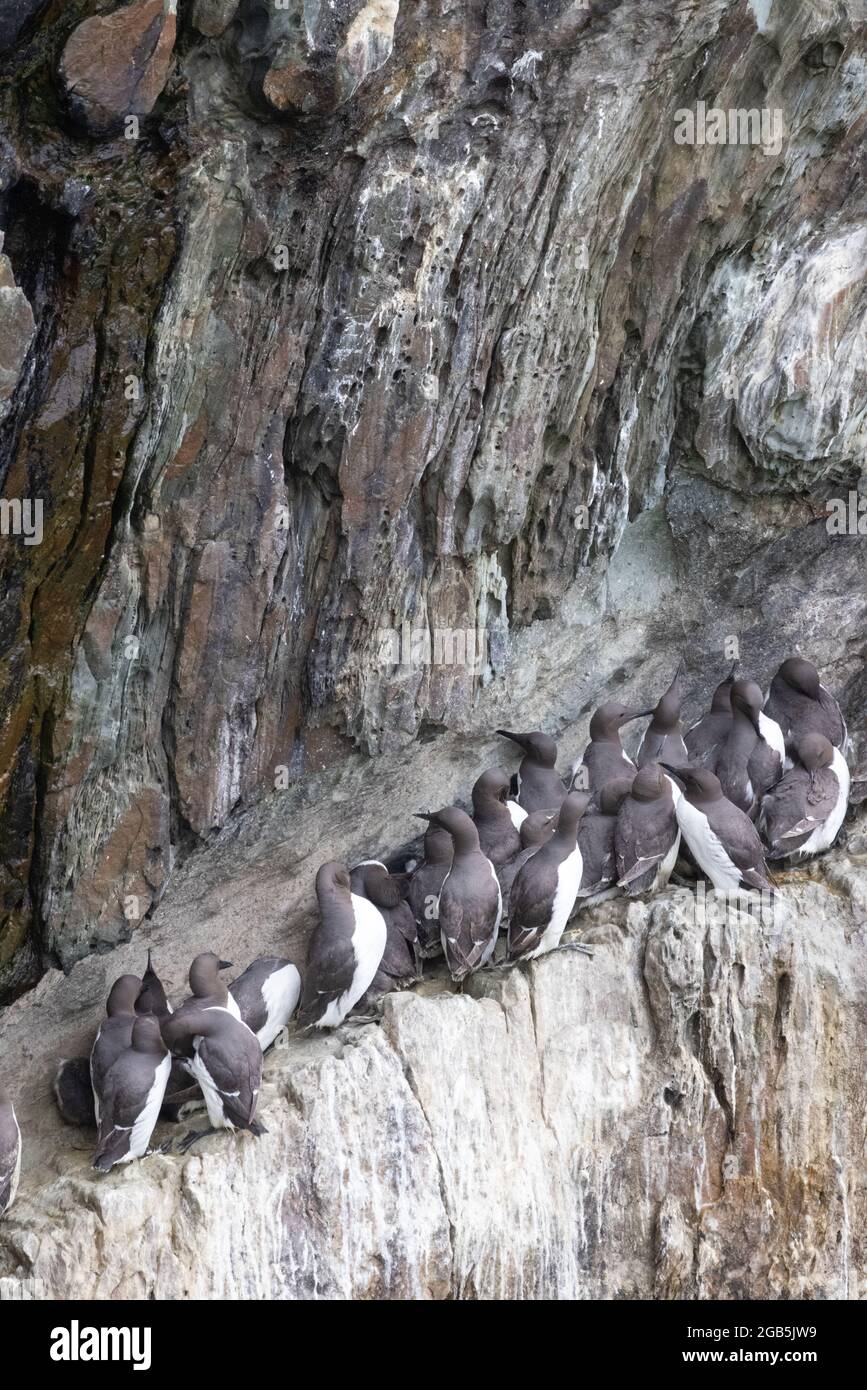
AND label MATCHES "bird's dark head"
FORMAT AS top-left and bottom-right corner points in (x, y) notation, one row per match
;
(188, 952), (232, 997)
(106, 973), (143, 1018)
(650, 663), (686, 730)
(796, 732), (833, 772)
(496, 729), (557, 767)
(778, 656), (820, 699)
(472, 767), (510, 808)
(316, 860), (352, 896)
(731, 678), (763, 733)
(630, 763), (669, 802)
(589, 702), (653, 740)
(556, 792), (589, 834)
(662, 762), (722, 802)
(419, 806), (479, 848)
